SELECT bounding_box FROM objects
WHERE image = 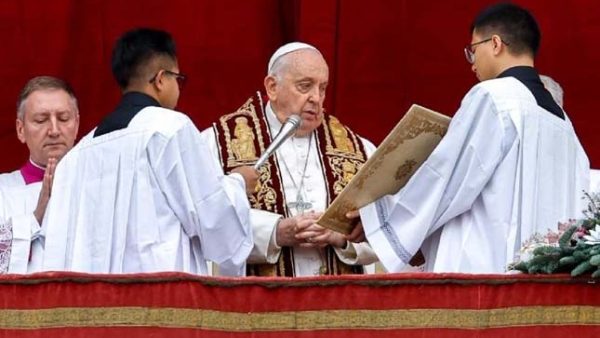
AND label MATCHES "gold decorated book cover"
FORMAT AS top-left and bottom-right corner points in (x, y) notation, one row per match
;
(317, 104), (451, 234)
